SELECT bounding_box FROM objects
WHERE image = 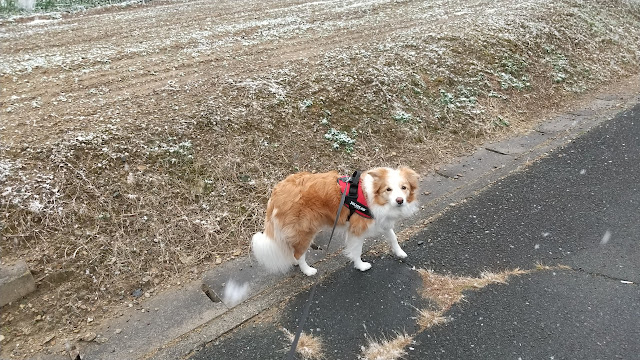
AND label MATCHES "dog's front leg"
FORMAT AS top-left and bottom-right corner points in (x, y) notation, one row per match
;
(344, 234), (371, 271)
(385, 229), (407, 258)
